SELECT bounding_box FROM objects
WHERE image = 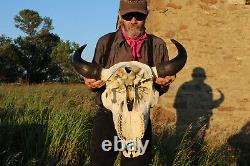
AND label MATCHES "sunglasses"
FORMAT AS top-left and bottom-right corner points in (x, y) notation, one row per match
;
(122, 12), (147, 21)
